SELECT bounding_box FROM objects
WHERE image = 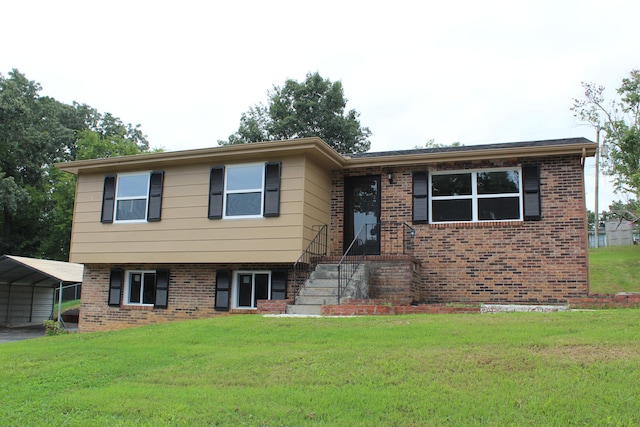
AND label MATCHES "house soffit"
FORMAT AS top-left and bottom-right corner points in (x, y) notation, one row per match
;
(55, 136), (597, 175)
(55, 137), (345, 175)
(341, 138), (598, 169)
